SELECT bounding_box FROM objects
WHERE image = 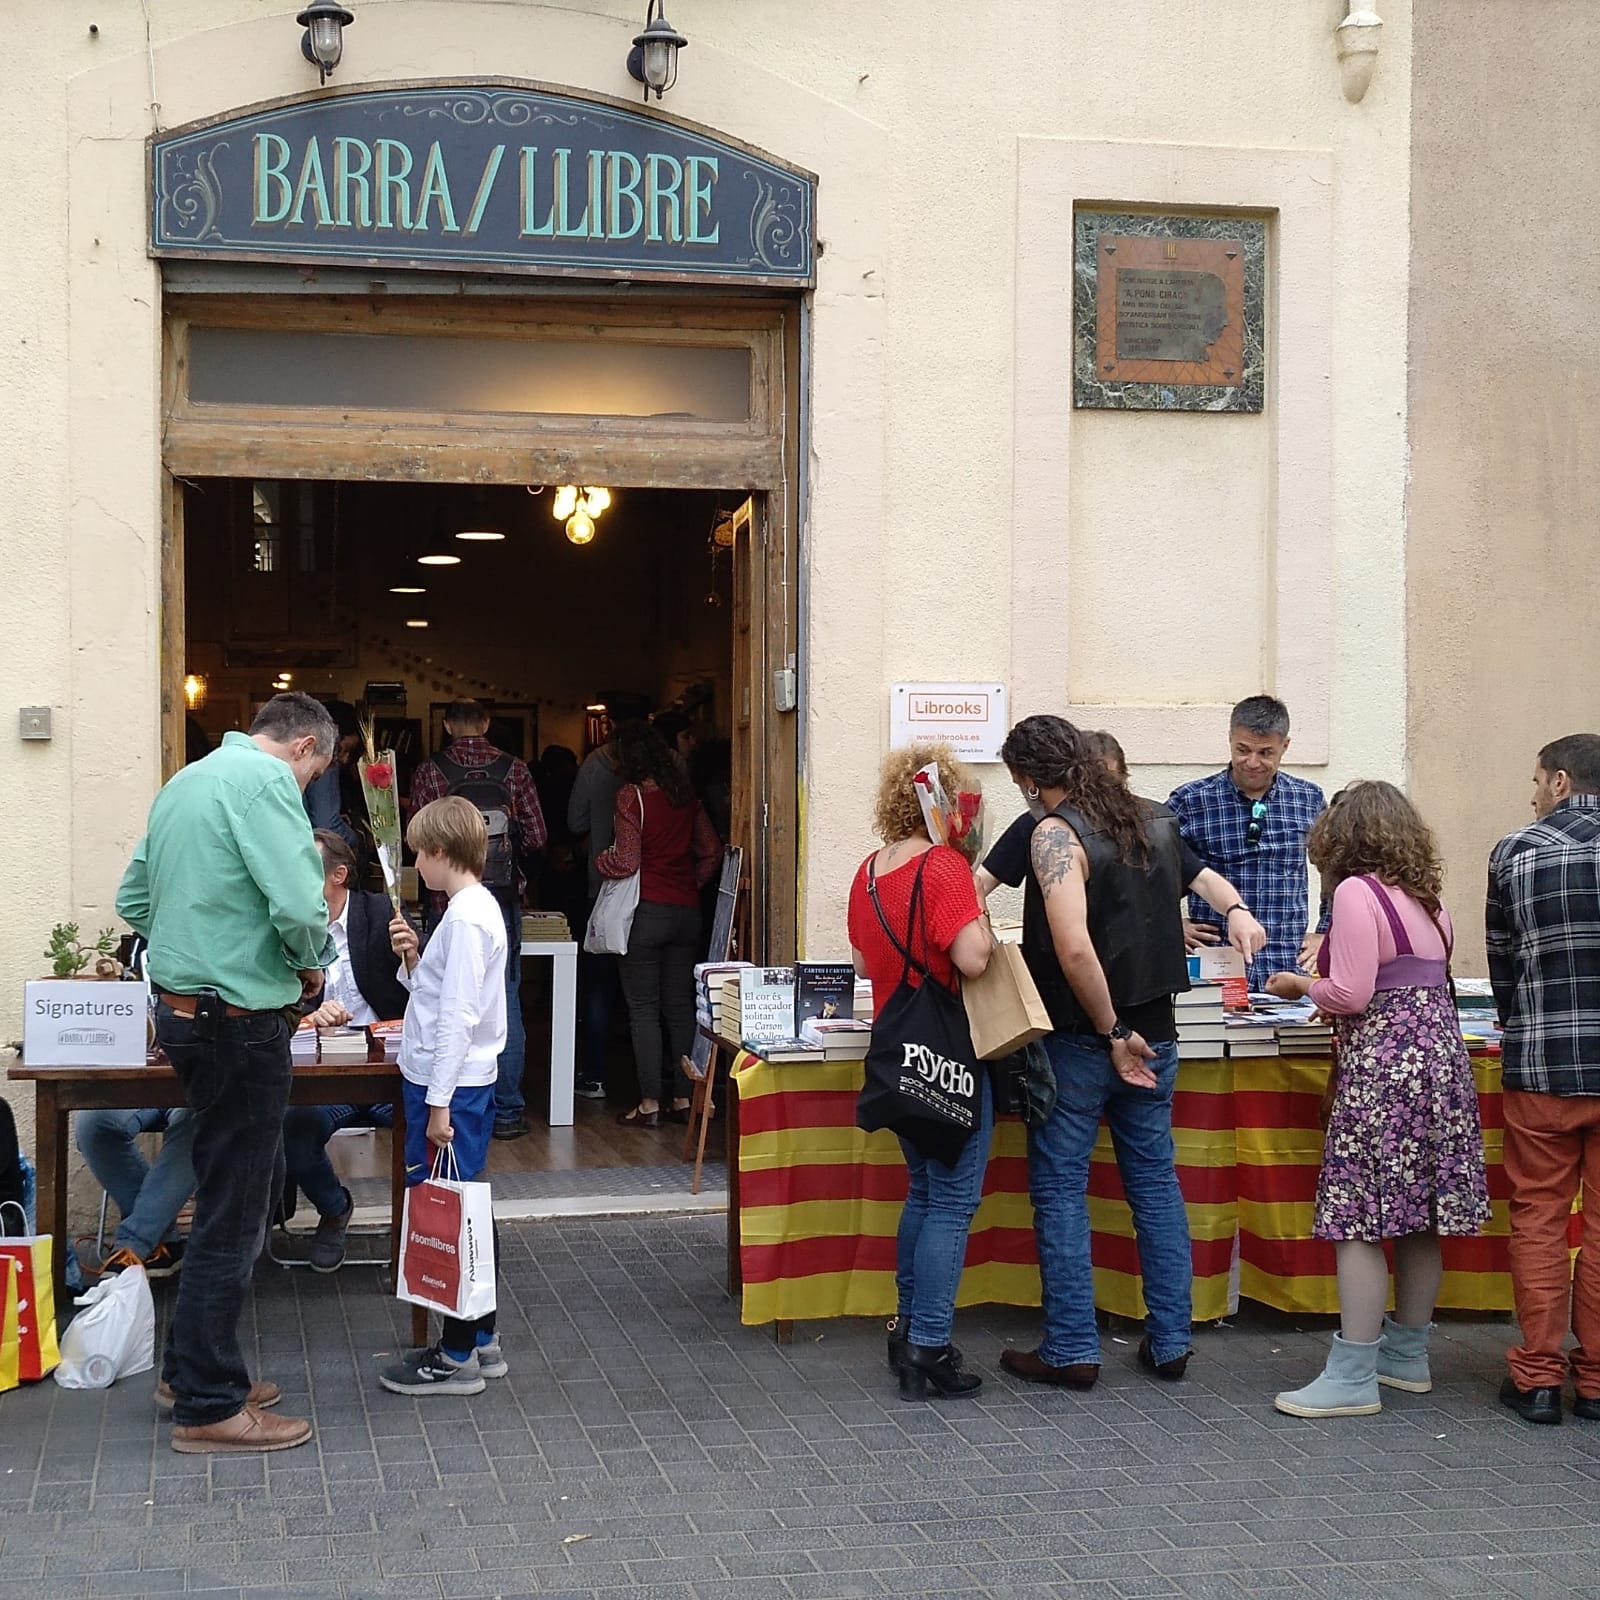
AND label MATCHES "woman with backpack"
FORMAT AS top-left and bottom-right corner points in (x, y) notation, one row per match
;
(597, 722), (721, 1130)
